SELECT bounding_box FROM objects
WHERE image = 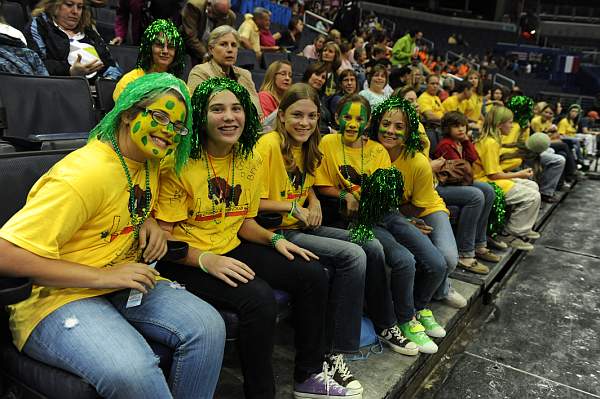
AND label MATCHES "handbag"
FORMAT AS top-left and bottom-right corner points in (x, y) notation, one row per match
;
(435, 159), (473, 186)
